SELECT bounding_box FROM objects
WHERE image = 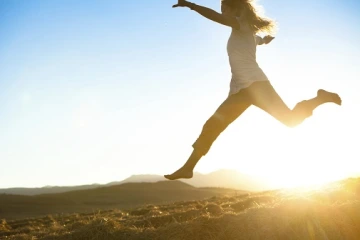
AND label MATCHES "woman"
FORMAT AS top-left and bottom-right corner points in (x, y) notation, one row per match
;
(164, 0), (341, 180)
